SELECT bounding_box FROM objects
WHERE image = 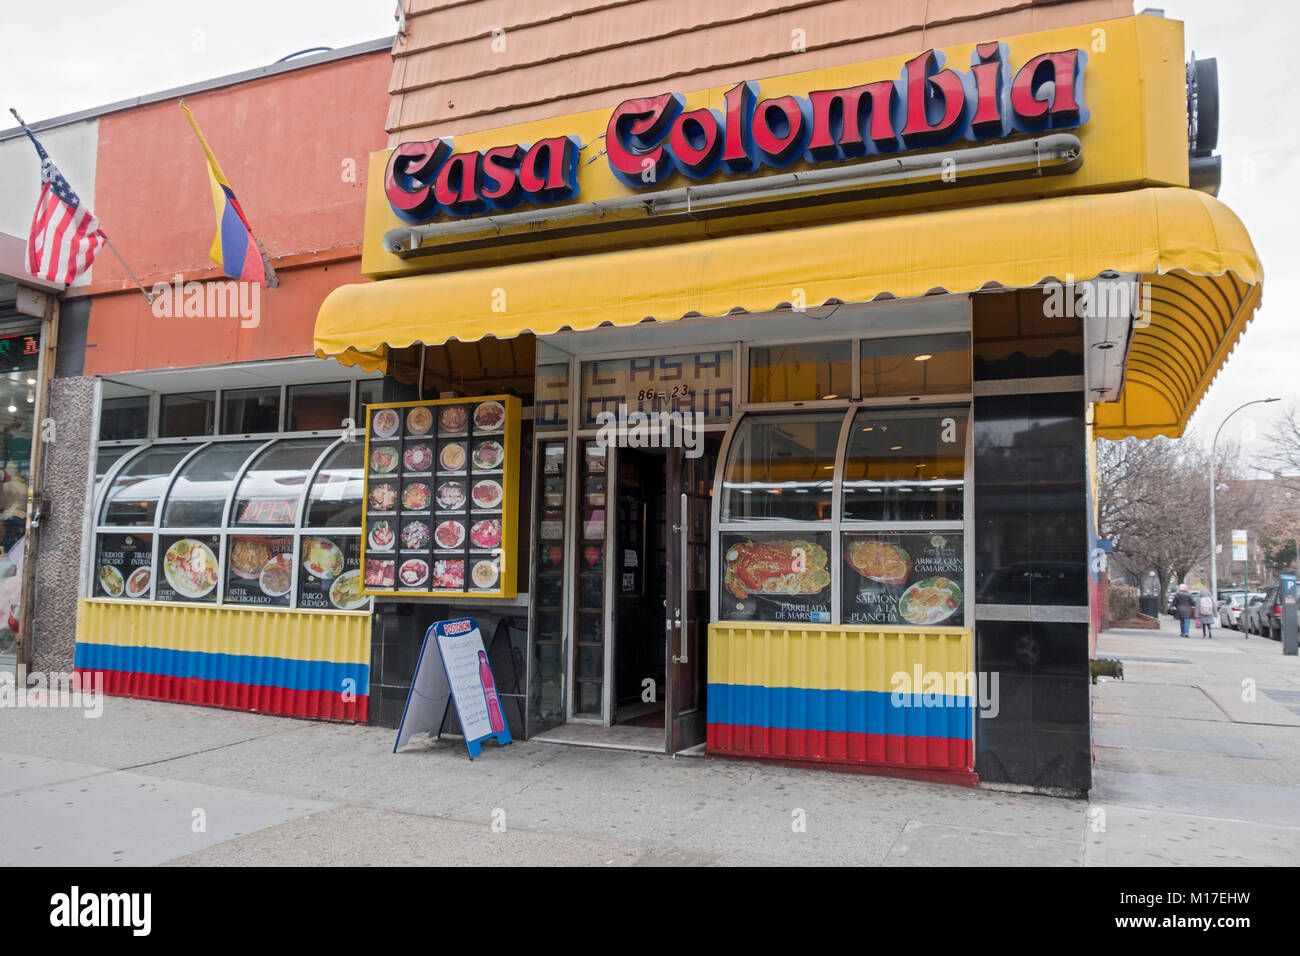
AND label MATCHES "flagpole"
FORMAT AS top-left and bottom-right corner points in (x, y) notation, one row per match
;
(9, 107), (154, 305)
(100, 236), (154, 304)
